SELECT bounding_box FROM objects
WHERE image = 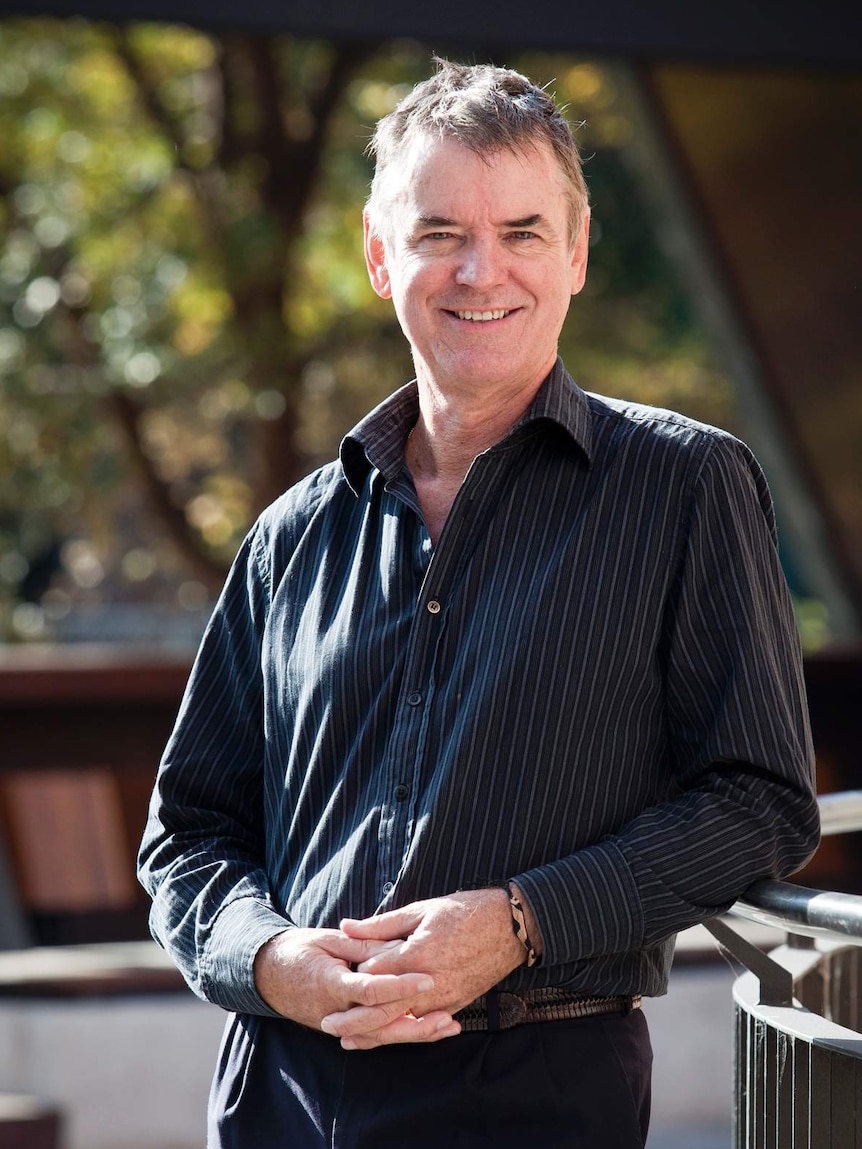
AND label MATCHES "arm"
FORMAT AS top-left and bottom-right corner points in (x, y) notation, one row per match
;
(138, 524), (457, 1034)
(137, 527), (292, 1014)
(512, 436), (820, 968)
